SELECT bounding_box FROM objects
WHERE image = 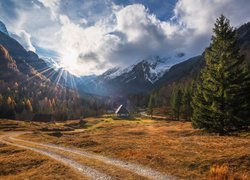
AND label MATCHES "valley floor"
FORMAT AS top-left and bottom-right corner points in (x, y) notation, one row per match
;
(0, 117), (249, 179)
